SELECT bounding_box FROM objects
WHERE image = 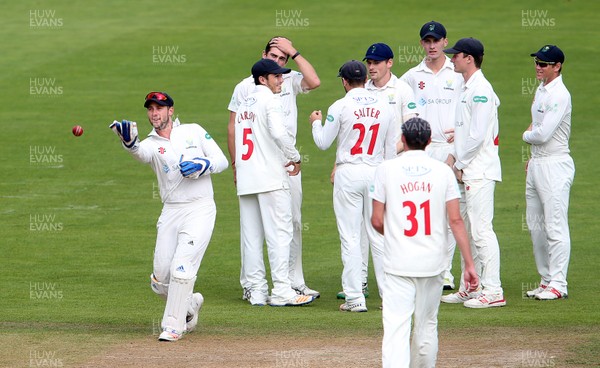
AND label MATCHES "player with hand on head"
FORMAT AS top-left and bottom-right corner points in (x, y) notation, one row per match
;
(371, 117), (478, 368)
(109, 91), (228, 341)
(235, 59), (315, 307)
(310, 60), (397, 312)
(228, 36), (321, 300)
(523, 45), (574, 300)
(443, 38), (505, 308)
(400, 21), (466, 291)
